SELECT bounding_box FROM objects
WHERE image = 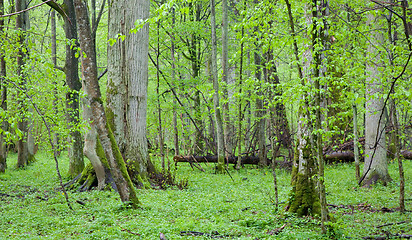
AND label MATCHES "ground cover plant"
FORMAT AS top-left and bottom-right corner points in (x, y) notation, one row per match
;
(0, 151), (410, 239)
